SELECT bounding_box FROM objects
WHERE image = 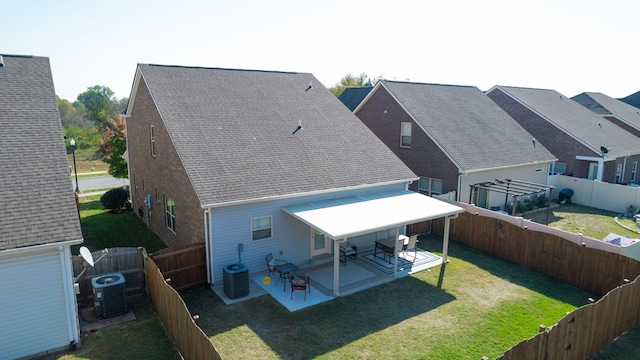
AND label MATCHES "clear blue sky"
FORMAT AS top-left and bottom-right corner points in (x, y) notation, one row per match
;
(2, 0), (639, 101)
